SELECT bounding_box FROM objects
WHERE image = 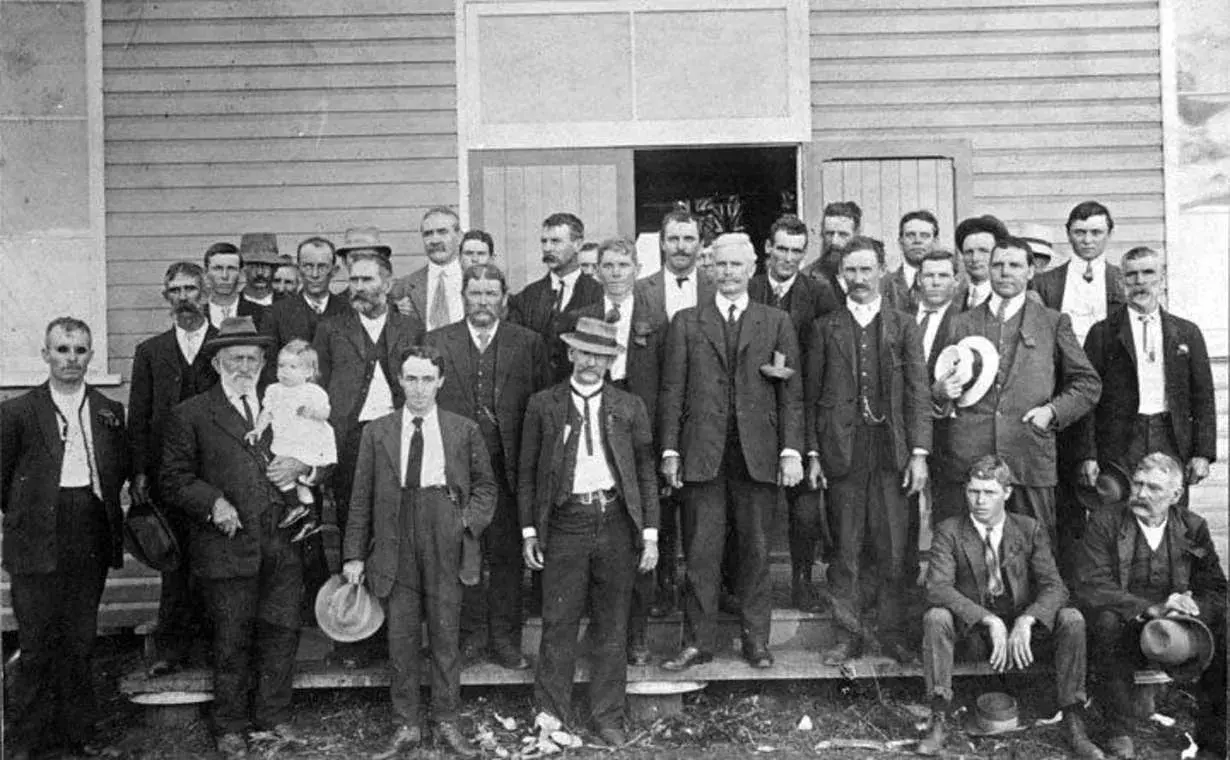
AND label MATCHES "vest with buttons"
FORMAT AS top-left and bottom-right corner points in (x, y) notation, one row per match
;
(722, 310), (742, 438)
(1127, 525), (1174, 605)
(850, 310), (885, 424)
(468, 336), (503, 470)
(992, 308), (1024, 387)
(177, 344), (217, 402)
